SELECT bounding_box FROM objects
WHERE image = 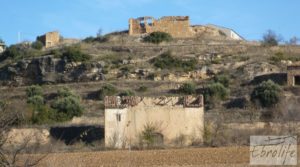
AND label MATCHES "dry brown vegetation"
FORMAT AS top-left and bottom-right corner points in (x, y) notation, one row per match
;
(17, 145), (300, 167)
